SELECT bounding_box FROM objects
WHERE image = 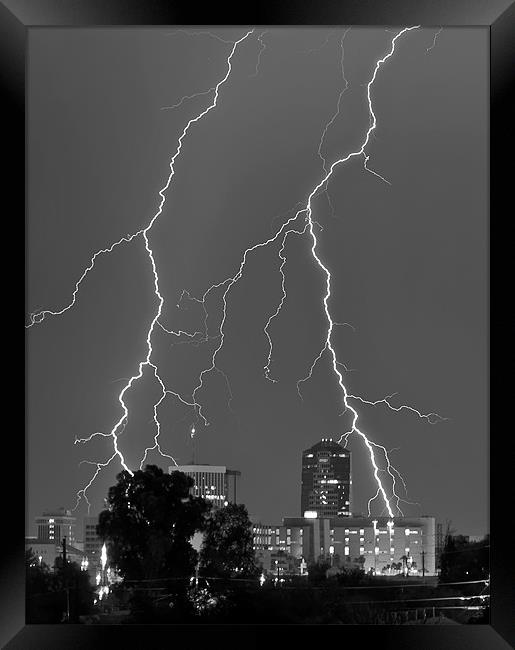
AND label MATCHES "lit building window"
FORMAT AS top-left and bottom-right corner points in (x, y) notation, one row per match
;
(359, 547), (365, 554)
(344, 547), (350, 556)
(359, 529), (364, 535)
(375, 547), (379, 555)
